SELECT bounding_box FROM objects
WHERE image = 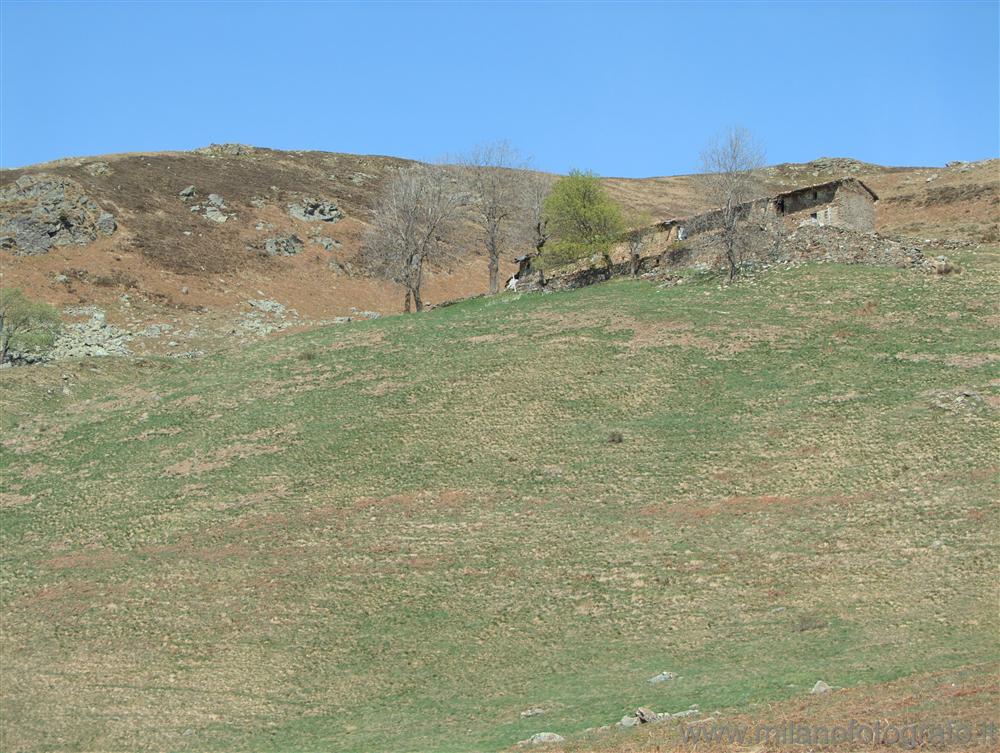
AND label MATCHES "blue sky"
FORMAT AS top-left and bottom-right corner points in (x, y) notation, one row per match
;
(1, 1), (997, 176)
